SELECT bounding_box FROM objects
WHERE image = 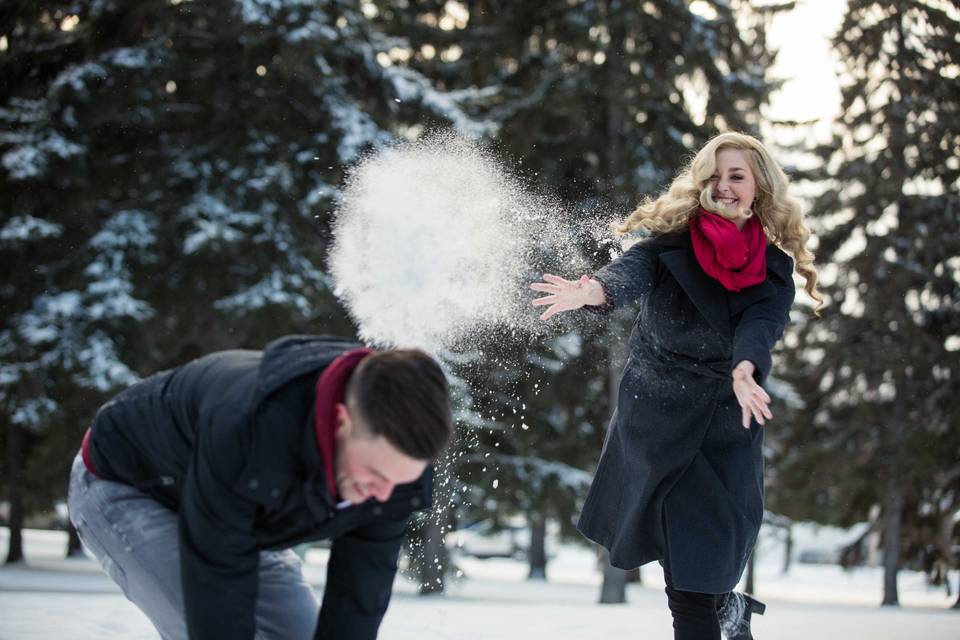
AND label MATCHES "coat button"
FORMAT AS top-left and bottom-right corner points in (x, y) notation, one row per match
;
(410, 497), (421, 508)
(248, 479), (259, 490)
(372, 506), (383, 516)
